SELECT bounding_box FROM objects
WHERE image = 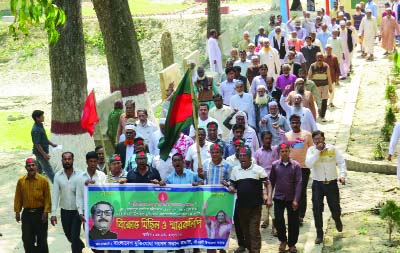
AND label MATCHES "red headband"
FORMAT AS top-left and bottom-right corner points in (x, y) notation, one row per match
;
(25, 158), (34, 164)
